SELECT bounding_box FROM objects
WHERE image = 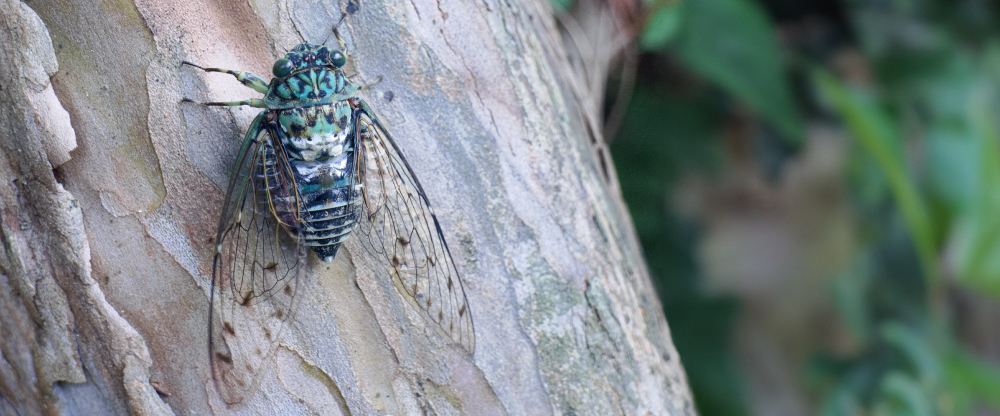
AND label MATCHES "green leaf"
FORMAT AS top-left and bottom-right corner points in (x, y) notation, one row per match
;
(814, 70), (938, 289)
(640, 2), (682, 50)
(925, 127), (976, 210)
(878, 372), (933, 416)
(944, 348), (1000, 412)
(880, 322), (941, 384)
(549, 0), (574, 12)
(950, 72), (1000, 297)
(830, 253), (875, 342)
(819, 385), (863, 416)
(671, 0), (803, 143)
